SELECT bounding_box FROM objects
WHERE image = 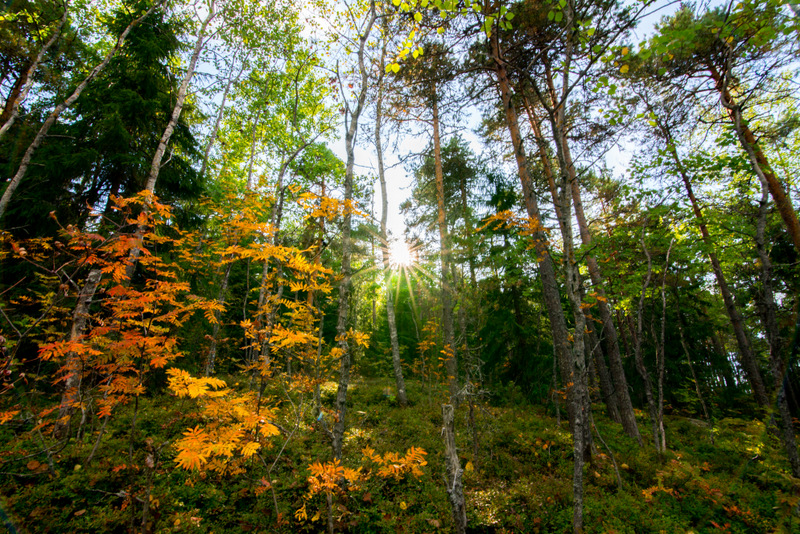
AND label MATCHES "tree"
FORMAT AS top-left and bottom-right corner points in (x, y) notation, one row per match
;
(0, 0), (165, 222)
